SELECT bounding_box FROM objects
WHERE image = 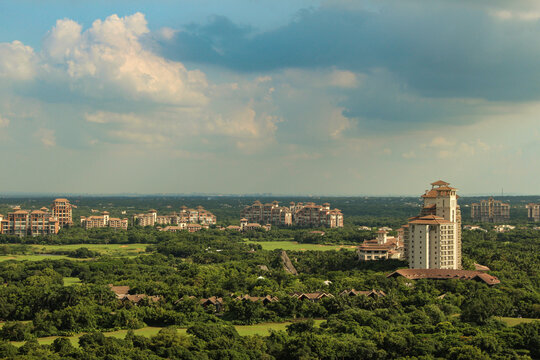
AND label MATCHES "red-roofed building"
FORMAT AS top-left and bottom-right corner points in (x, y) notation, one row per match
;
(0, 207), (59, 237)
(357, 230), (403, 261)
